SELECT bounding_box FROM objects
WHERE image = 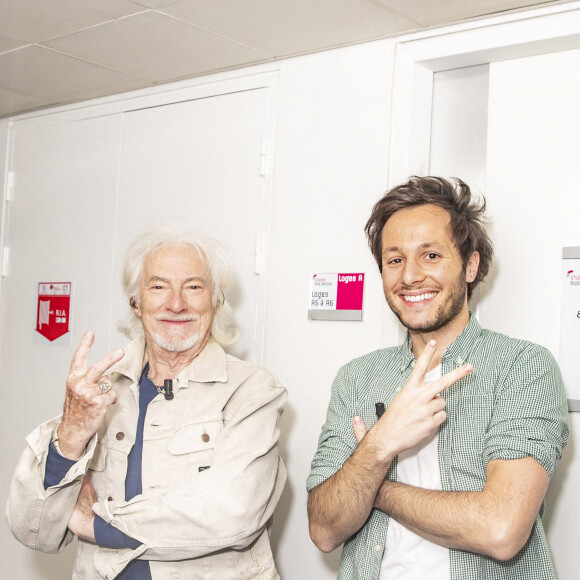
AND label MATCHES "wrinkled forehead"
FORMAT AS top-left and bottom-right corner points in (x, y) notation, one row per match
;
(142, 242), (210, 280)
